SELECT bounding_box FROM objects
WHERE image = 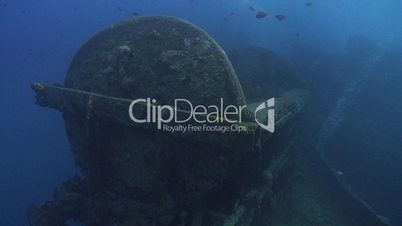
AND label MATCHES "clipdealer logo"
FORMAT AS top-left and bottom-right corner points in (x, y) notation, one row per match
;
(254, 98), (275, 133)
(128, 98), (275, 133)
